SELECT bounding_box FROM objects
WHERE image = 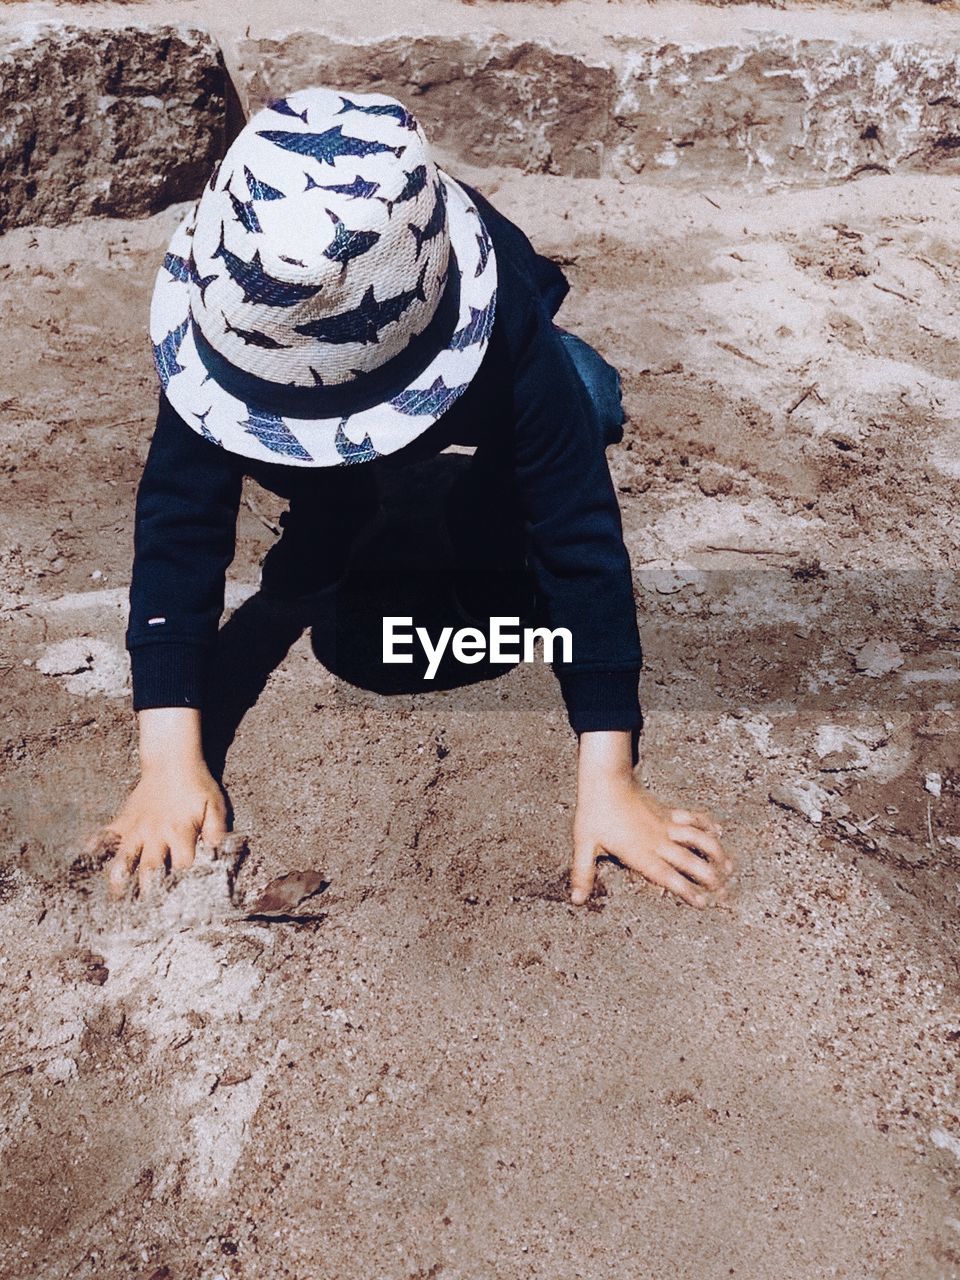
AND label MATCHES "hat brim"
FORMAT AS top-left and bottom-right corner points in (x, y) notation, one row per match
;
(149, 169), (497, 468)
